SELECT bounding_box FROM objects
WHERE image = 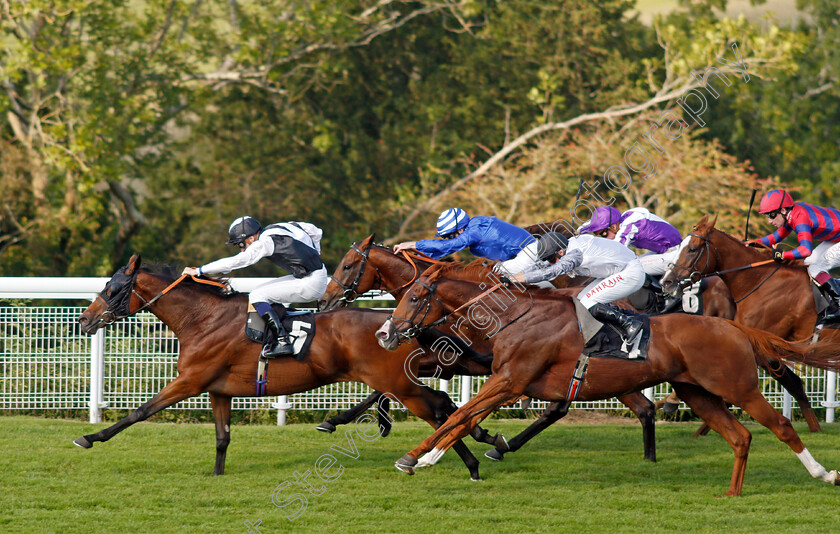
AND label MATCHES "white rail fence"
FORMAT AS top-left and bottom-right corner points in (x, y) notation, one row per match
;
(1, 277), (837, 425)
